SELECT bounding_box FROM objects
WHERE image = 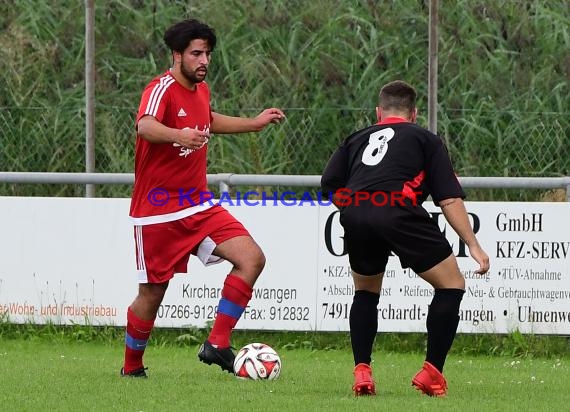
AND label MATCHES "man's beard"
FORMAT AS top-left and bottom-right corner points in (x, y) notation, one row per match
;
(181, 62), (207, 84)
